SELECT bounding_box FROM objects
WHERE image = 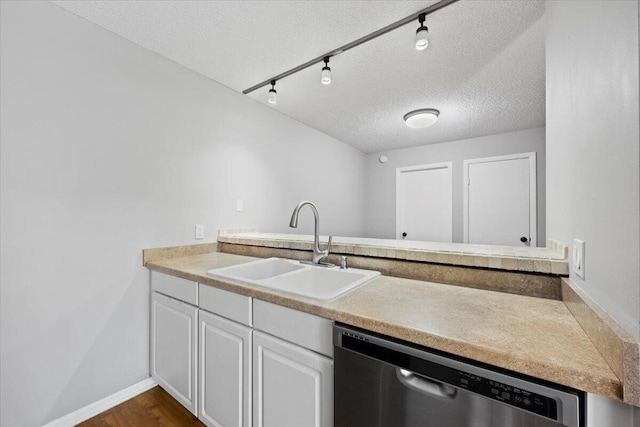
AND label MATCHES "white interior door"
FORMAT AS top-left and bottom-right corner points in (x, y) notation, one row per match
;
(396, 163), (452, 242)
(463, 152), (536, 246)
